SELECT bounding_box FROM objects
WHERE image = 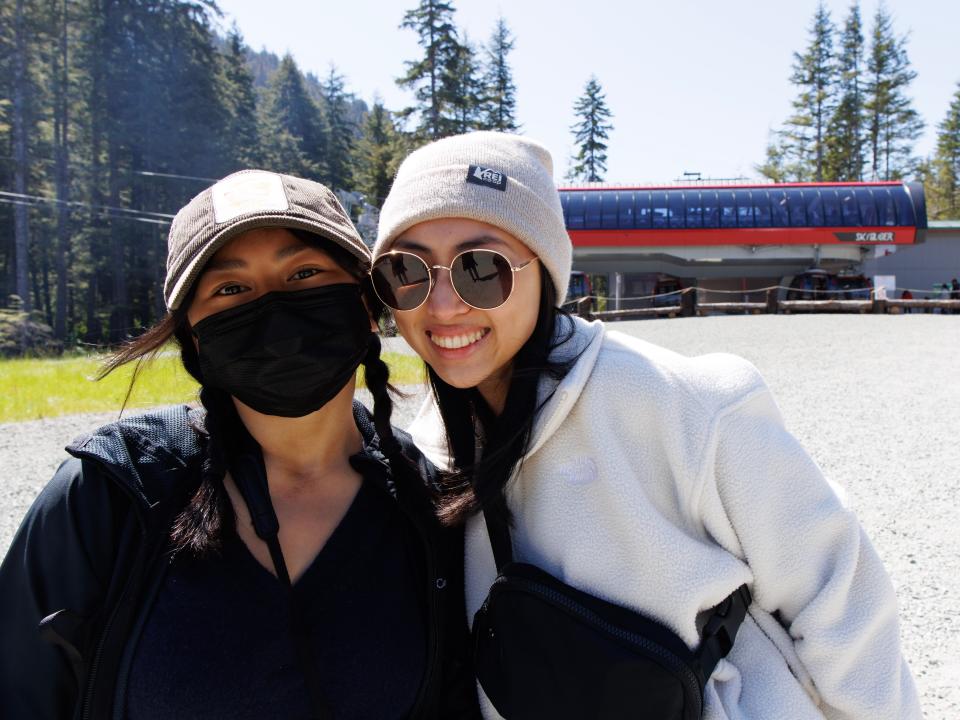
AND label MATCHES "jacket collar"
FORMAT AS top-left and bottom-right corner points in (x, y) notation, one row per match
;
(65, 404), (205, 510)
(523, 315), (605, 460)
